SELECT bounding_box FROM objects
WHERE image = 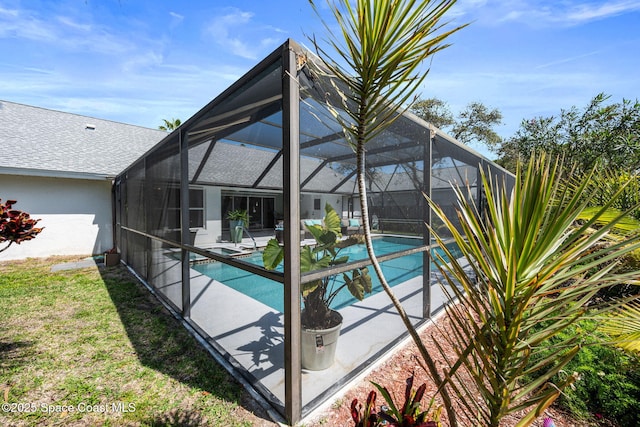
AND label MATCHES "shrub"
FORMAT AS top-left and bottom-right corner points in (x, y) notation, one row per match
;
(525, 318), (640, 425)
(350, 374), (440, 427)
(0, 198), (43, 253)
